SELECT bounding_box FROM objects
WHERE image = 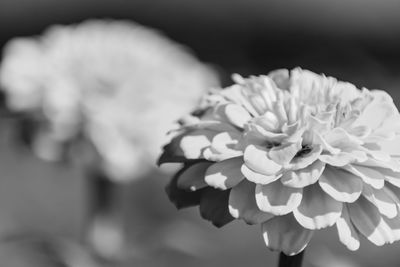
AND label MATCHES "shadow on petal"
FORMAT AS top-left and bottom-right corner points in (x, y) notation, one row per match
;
(199, 188), (234, 228)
